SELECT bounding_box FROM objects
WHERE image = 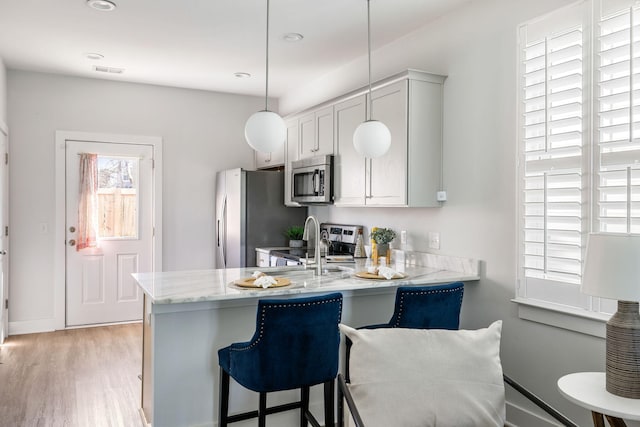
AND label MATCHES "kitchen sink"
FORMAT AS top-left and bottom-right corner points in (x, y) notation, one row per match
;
(258, 265), (352, 277)
(258, 266), (311, 276)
